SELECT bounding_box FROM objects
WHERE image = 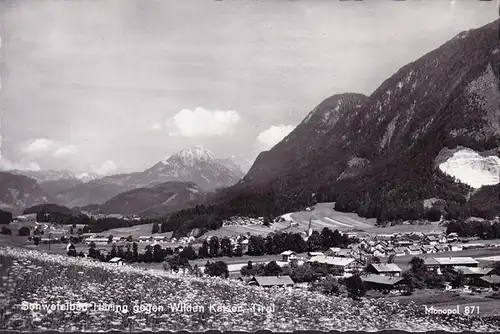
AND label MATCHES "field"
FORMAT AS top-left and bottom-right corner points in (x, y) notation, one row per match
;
(105, 224), (173, 239)
(203, 202), (445, 239)
(1, 246), (499, 332)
